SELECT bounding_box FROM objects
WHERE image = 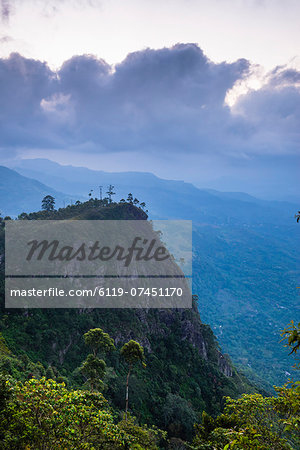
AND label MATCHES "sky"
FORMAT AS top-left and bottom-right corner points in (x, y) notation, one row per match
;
(1, 0), (300, 71)
(0, 0), (299, 198)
